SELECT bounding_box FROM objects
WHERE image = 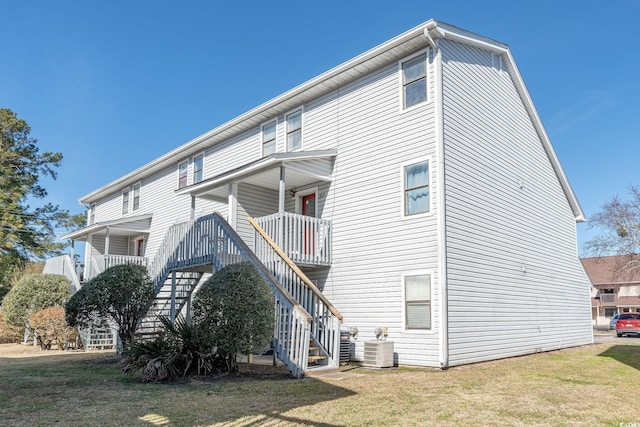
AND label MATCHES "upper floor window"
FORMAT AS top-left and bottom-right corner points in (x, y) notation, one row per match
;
(404, 161), (429, 215)
(132, 182), (141, 211)
(286, 109), (302, 151)
(262, 120), (277, 156)
(402, 53), (427, 109)
(404, 273), (432, 330)
(122, 188), (130, 215)
(89, 203), (96, 225)
(193, 154), (204, 184)
(178, 161), (188, 189)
